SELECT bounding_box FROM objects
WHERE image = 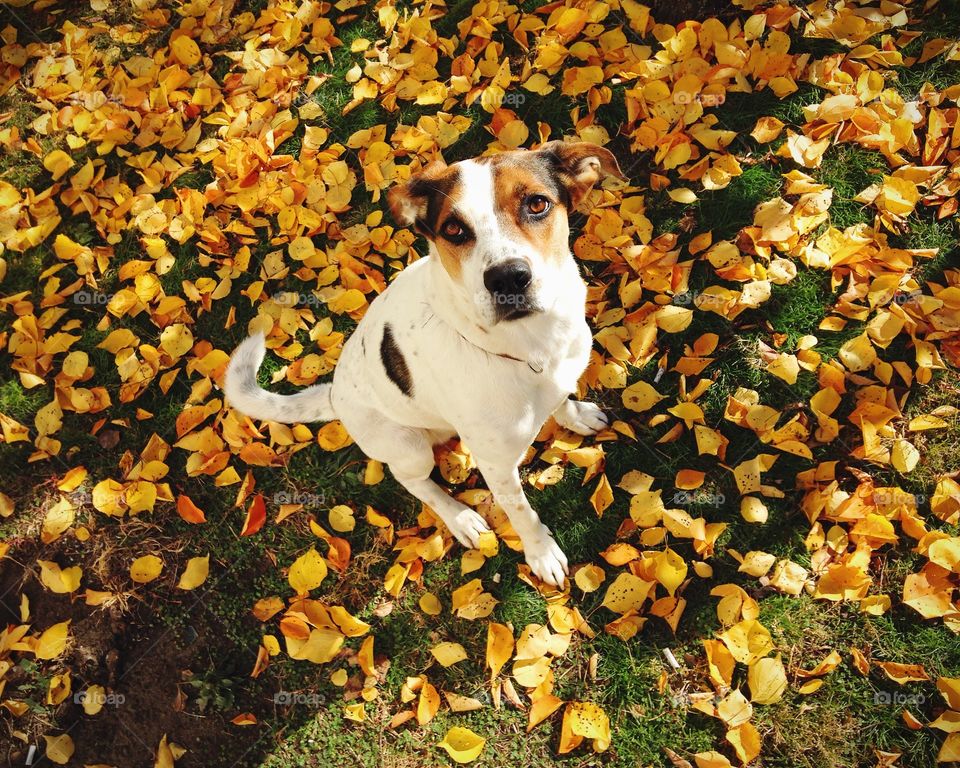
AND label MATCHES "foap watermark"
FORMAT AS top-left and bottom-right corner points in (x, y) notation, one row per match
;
(486, 91), (527, 108)
(673, 91), (726, 107)
(74, 689), (125, 708)
(888, 289), (924, 307)
(672, 490), (726, 507)
(274, 691), (325, 707)
(476, 289), (534, 309)
(274, 490), (327, 508)
(873, 691), (925, 707)
(872, 490), (927, 507)
(271, 291), (322, 307)
(72, 289), (114, 306)
(492, 292), (532, 308)
(671, 289), (717, 307)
